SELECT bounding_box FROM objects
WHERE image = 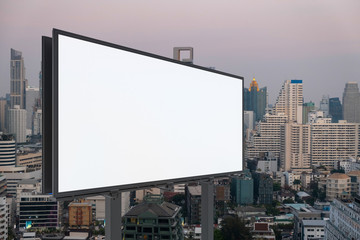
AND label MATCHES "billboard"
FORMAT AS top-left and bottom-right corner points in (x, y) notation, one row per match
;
(51, 29), (243, 198)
